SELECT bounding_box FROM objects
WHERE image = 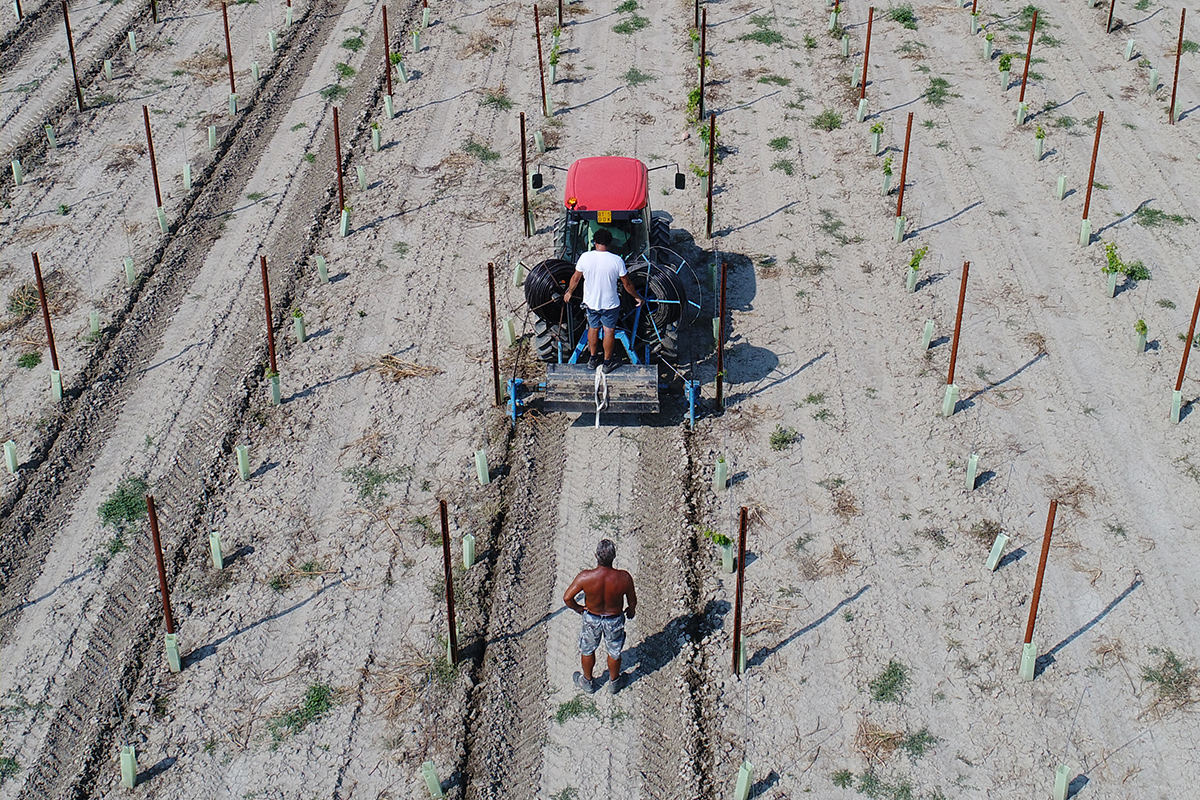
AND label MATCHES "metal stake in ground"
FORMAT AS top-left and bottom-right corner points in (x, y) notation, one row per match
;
(1020, 499), (1058, 680)
(1169, 9), (1186, 124)
(333, 107), (345, 211)
(698, 8), (708, 120)
(61, 2), (83, 111)
(383, 5), (393, 98)
(860, 7), (874, 99)
(1106, 0), (1116, 34)
(258, 256), (278, 376)
(146, 495), (176, 635)
(535, 5), (548, 117)
(705, 112), (716, 239)
(439, 499), (460, 665)
(694, 0), (699, 30)
(1080, 110), (1104, 245)
(732, 506), (748, 674)
(1172, 281), (1200, 422)
(32, 252), (61, 373)
(221, 3), (236, 94)
(894, 112), (914, 241)
(487, 261), (501, 407)
(942, 260), (970, 416)
(520, 112), (531, 237)
(151, 0), (157, 23)
(558, 0), (563, 28)
(142, 105), (164, 208)
(716, 260), (727, 411)
(1018, 10), (1037, 106)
